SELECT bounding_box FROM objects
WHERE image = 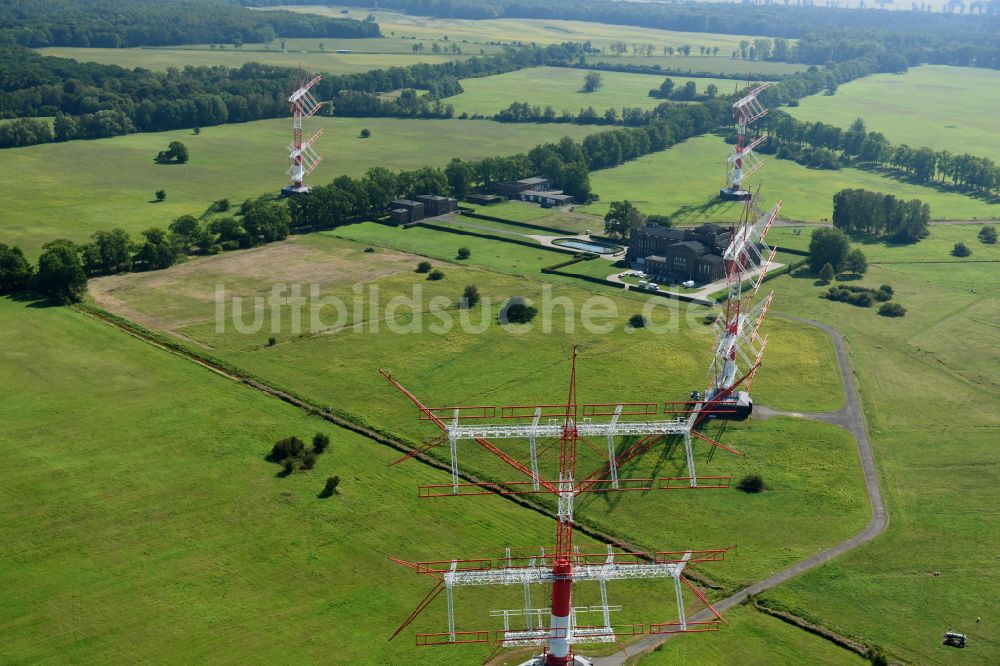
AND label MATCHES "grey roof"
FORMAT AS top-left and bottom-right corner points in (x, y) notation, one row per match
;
(646, 255), (667, 262)
(390, 199), (423, 207)
(522, 189), (572, 200)
(637, 225), (686, 241)
(416, 194), (453, 202)
(673, 241), (707, 254)
(698, 253), (725, 263)
(695, 223), (728, 234)
(518, 176), (551, 186)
